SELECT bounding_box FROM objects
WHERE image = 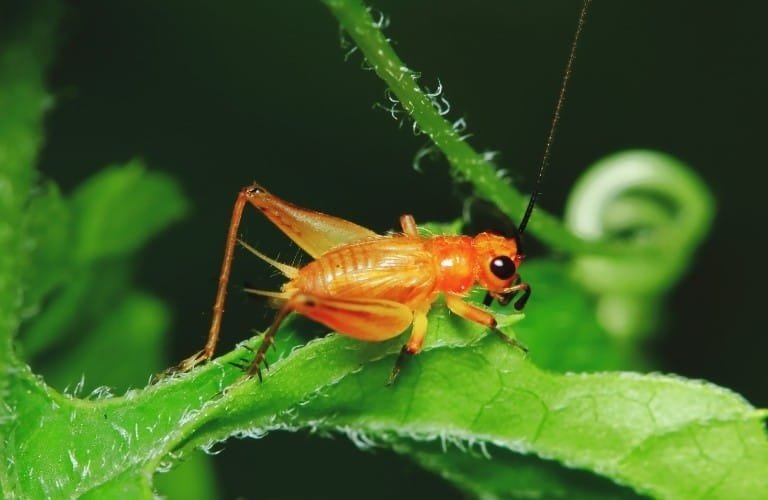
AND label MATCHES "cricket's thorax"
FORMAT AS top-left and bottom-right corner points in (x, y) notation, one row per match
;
(422, 235), (476, 294)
